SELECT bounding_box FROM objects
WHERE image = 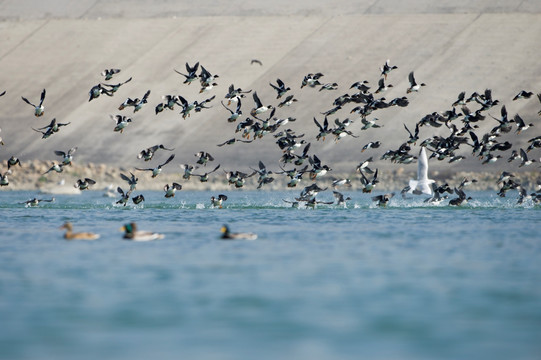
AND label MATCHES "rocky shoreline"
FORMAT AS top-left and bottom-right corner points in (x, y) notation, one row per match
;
(1, 160), (539, 193)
